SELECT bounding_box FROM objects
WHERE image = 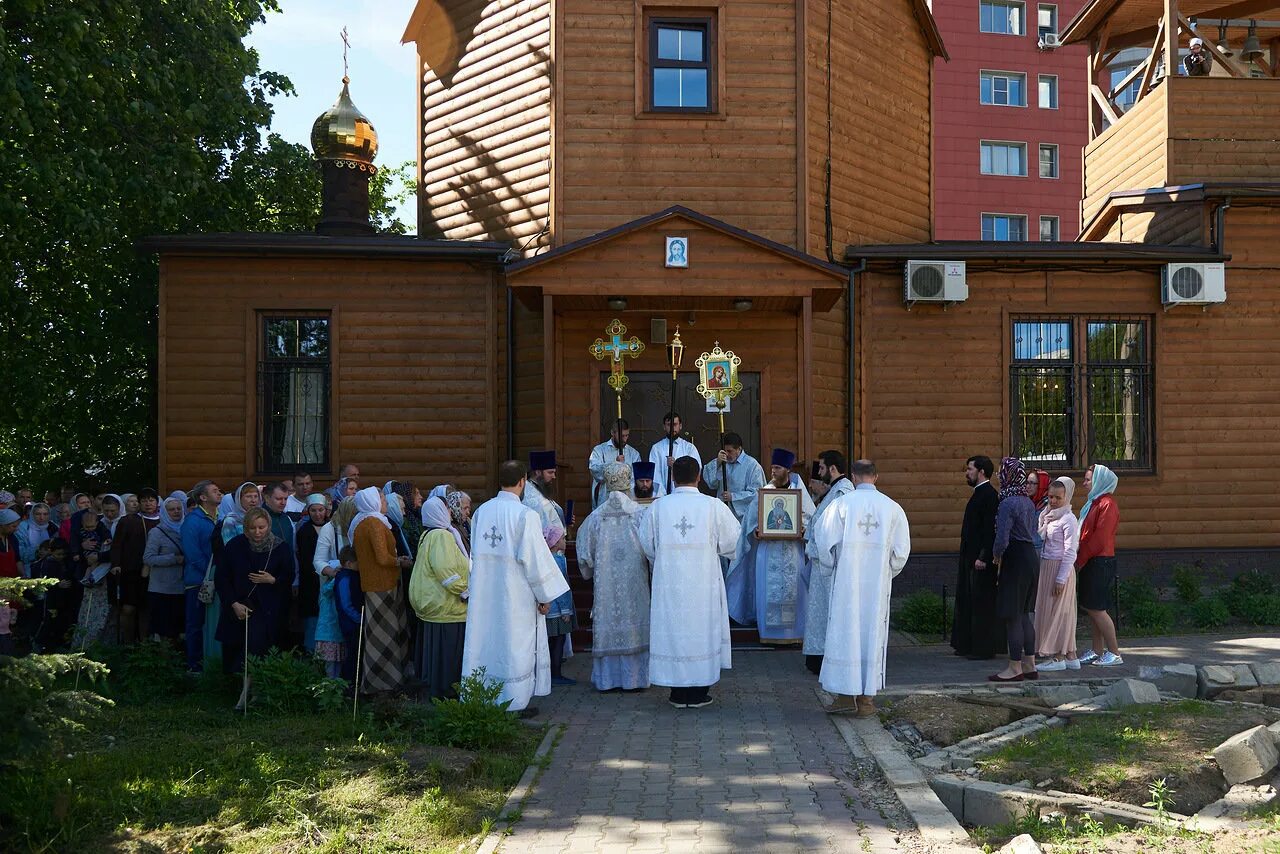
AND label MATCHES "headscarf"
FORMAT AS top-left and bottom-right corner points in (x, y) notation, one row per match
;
(160, 491), (187, 536)
(422, 496), (469, 559)
(428, 484), (453, 501)
(445, 491), (471, 553)
(1029, 470), (1052, 509)
(384, 488), (405, 527)
(543, 525), (565, 551)
(1078, 464), (1118, 524)
(998, 457), (1028, 501)
(102, 493), (125, 534)
(331, 498), (357, 546)
(217, 493), (236, 522)
(603, 461), (633, 494)
(349, 486), (390, 542)
(1038, 476), (1076, 532)
(225, 482), (259, 526)
(26, 503), (53, 550)
(332, 477), (355, 503)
